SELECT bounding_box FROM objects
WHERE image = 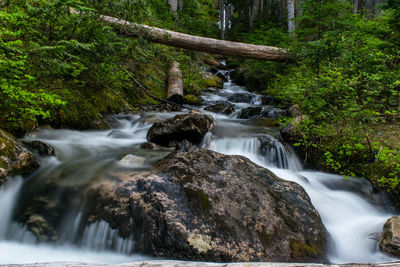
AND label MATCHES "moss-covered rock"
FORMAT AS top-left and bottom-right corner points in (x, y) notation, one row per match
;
(0, 129), (40, 184)
(183, 94), (200, 105)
